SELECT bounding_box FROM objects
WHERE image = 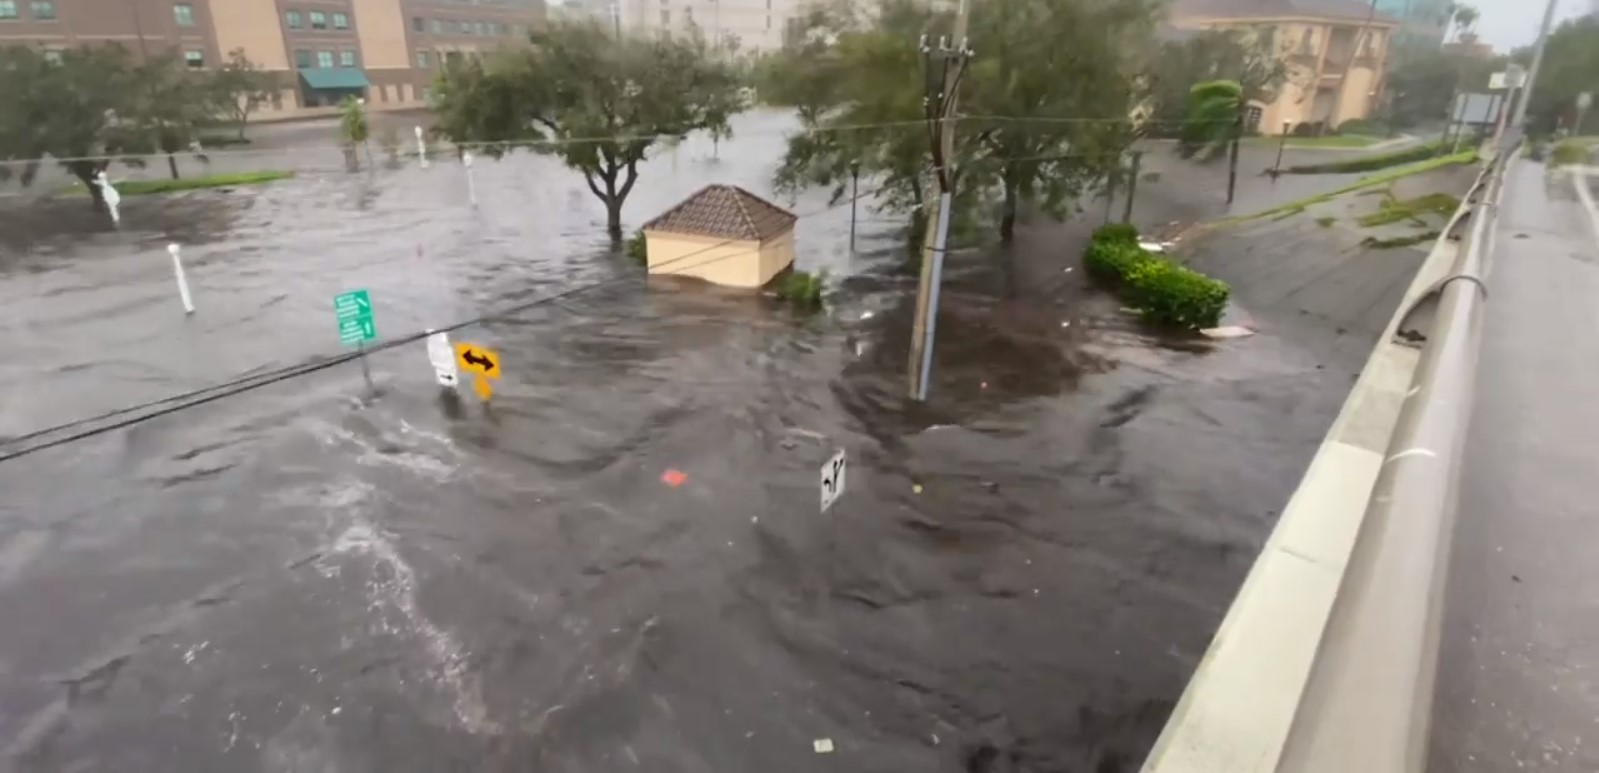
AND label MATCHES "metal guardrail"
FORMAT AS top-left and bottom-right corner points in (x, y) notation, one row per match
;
(1273, 139), (1519, 772)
